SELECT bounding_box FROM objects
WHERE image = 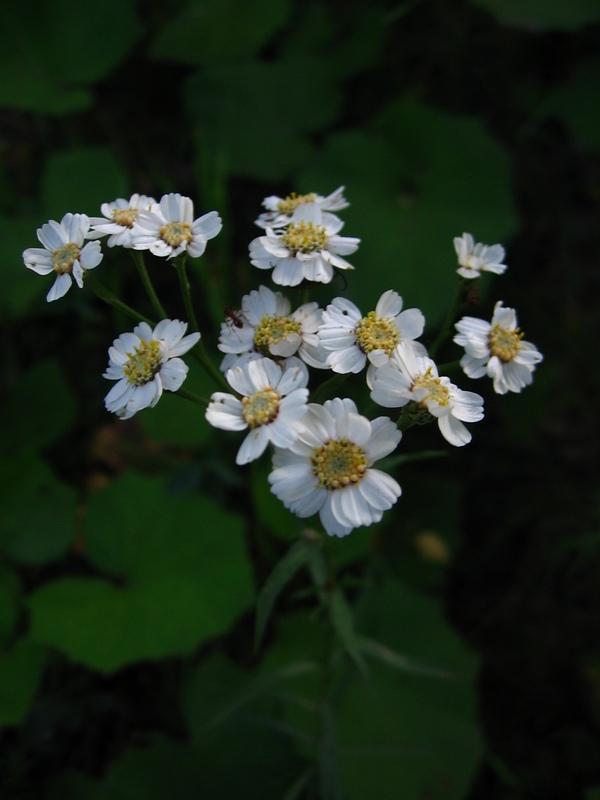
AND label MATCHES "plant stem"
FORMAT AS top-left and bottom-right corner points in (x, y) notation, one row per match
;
(85, 273), (155, 326)
(174, 387), (209, 407)
(428, 287), (464, 359)
(174, 255), (200, 333)
(131, 250), (168, 319)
